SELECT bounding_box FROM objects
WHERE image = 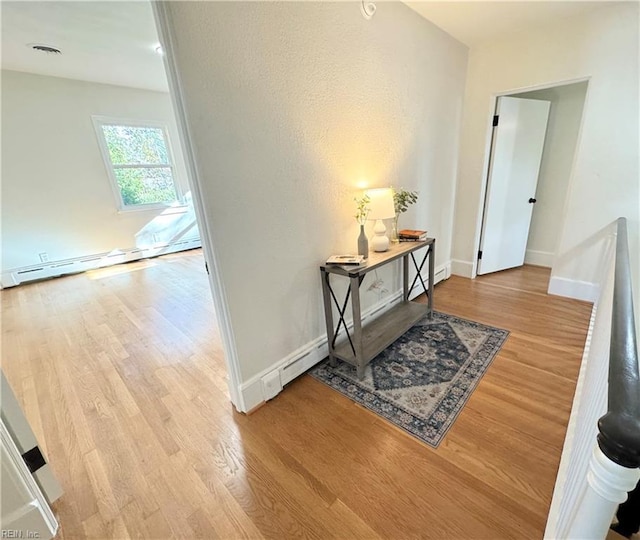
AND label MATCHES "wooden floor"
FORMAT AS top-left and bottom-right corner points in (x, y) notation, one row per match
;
(1, 252), (593, 539)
